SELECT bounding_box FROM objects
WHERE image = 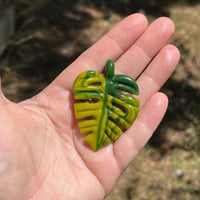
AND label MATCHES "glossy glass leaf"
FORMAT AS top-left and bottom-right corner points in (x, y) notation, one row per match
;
(73, 59), (140, 151)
